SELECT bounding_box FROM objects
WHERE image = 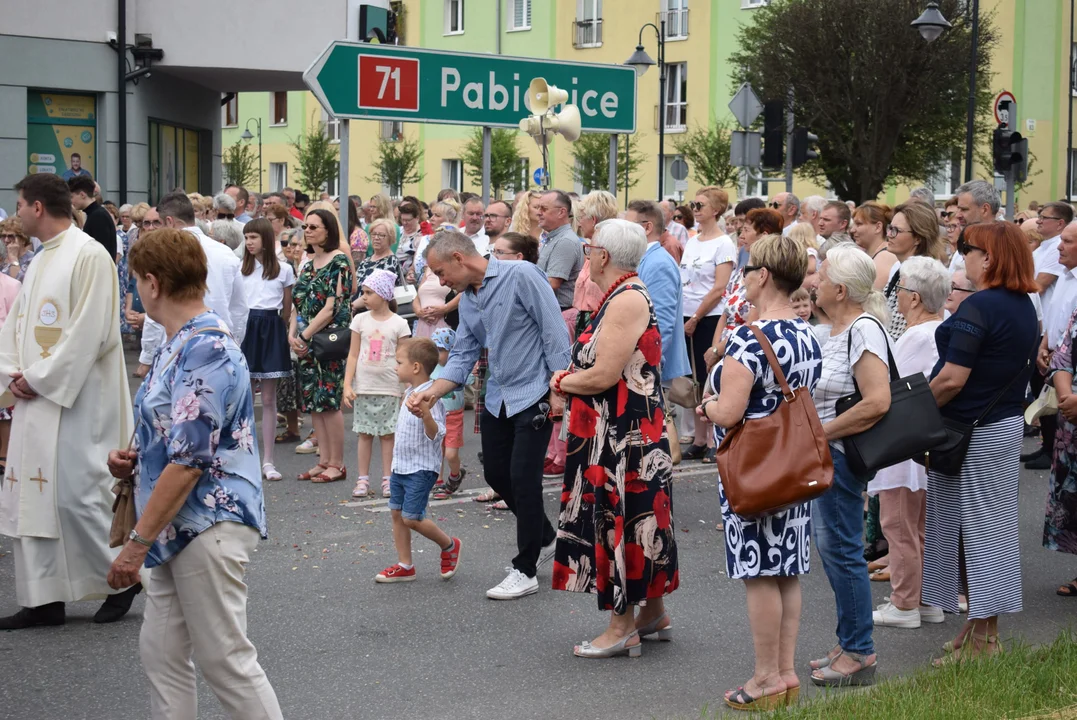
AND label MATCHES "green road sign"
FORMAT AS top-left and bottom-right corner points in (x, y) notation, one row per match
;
(303, 42), (637, 134)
